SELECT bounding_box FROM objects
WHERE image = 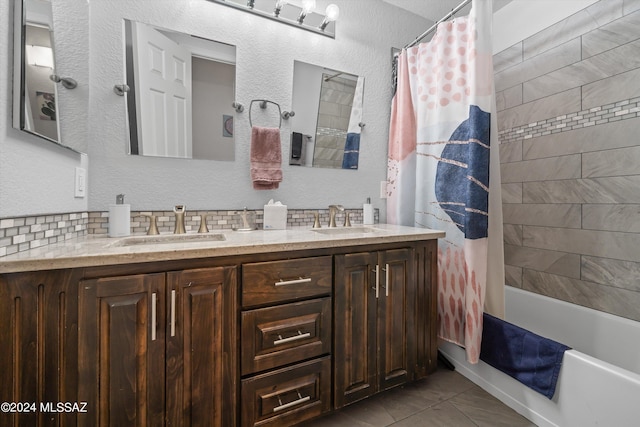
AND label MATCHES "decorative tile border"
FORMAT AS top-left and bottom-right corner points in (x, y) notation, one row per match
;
(498, 97), (640, 145)
(1, 208), (378, 258)
(0, 212), (89, 257)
